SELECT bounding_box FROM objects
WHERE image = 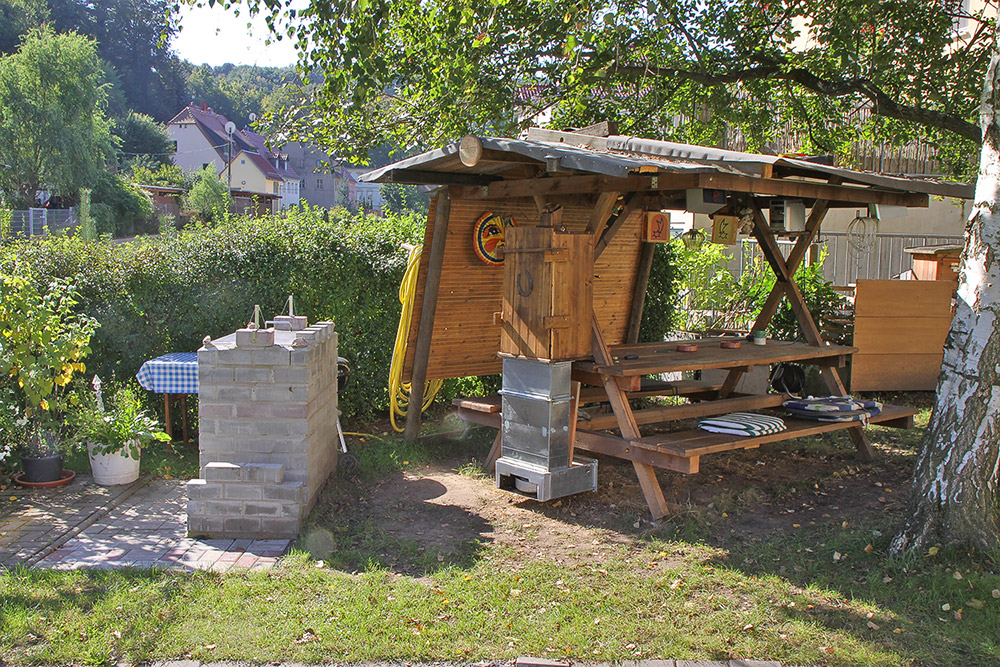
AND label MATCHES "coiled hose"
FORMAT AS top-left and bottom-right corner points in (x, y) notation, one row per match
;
(388, 244), (443, 432)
